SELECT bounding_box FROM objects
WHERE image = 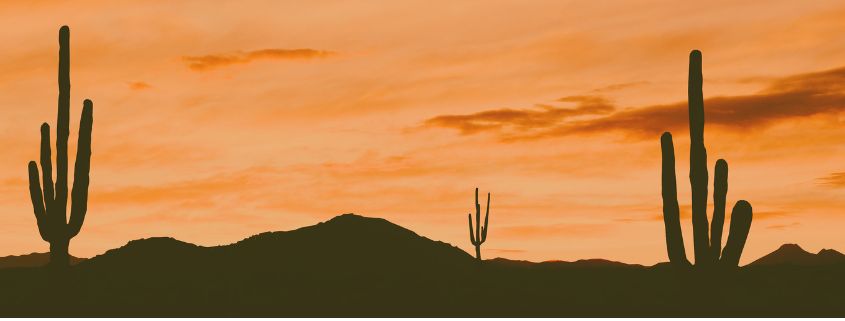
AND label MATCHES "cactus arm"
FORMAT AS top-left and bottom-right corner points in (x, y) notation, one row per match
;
(468, 213), (477, 245)
(481, 192), (490, 242)
(39, 123), (55, 213)
(710, 159), (728, 262)
(474, 188), (481, 245)
(688, 49), (711, 265)
(660, 132), (689, 266)
(68, 100), (93, 237)
(720, 200), (753, 267)
(27, 162), (50, 242)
